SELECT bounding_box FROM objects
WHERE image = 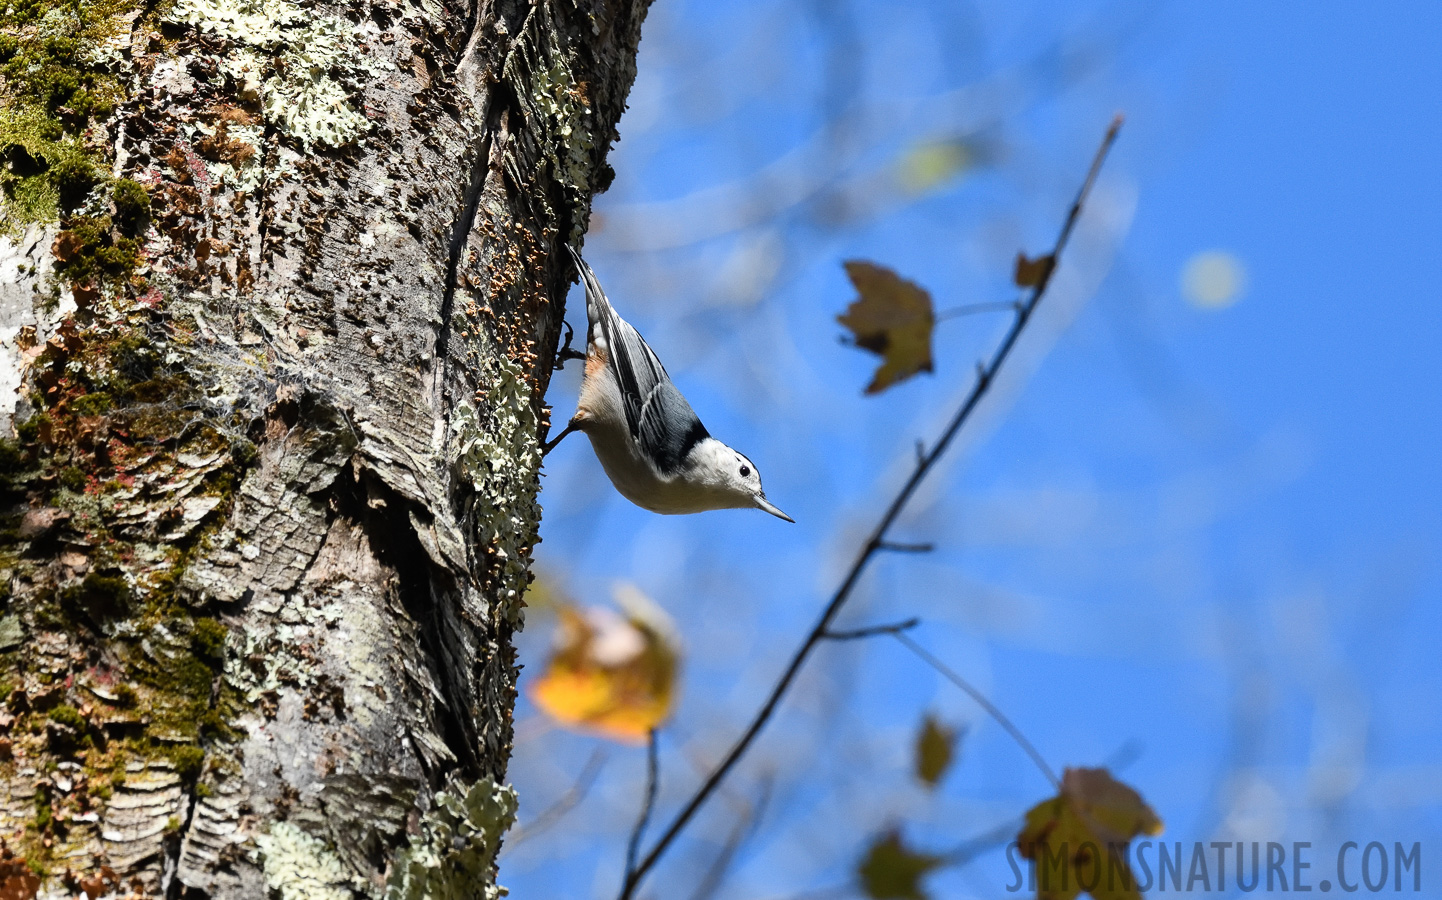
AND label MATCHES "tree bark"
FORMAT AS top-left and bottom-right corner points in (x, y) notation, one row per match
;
(0, 0), (647, 895)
